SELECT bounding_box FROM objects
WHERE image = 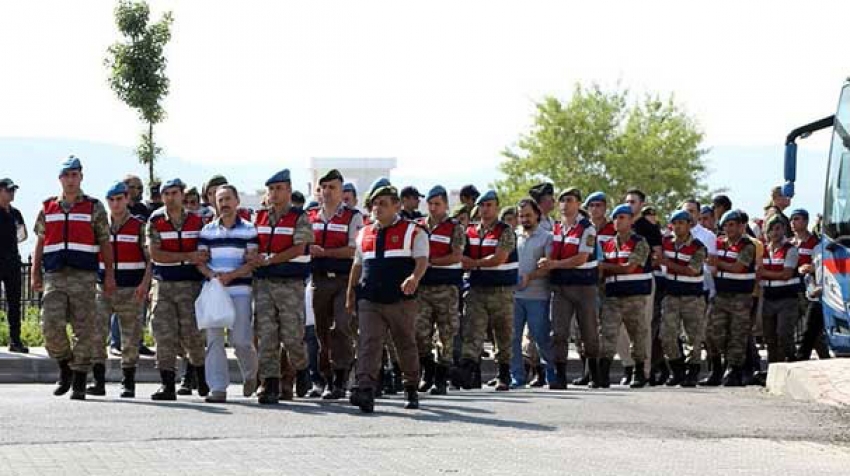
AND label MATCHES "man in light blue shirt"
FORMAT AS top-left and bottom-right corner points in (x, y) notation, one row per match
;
(197, 185), (259, 403)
